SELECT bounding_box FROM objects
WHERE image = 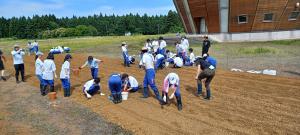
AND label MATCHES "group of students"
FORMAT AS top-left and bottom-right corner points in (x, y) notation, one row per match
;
(27, 40), (39, 55)
(2, 35), (216, 112)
